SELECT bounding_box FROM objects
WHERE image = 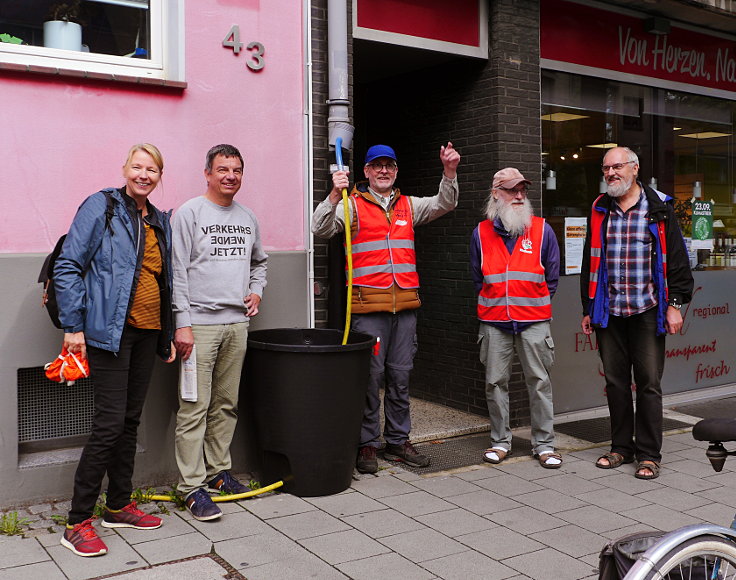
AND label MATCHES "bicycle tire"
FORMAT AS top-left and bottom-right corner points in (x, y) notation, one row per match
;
(637, 534), (736, 579)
